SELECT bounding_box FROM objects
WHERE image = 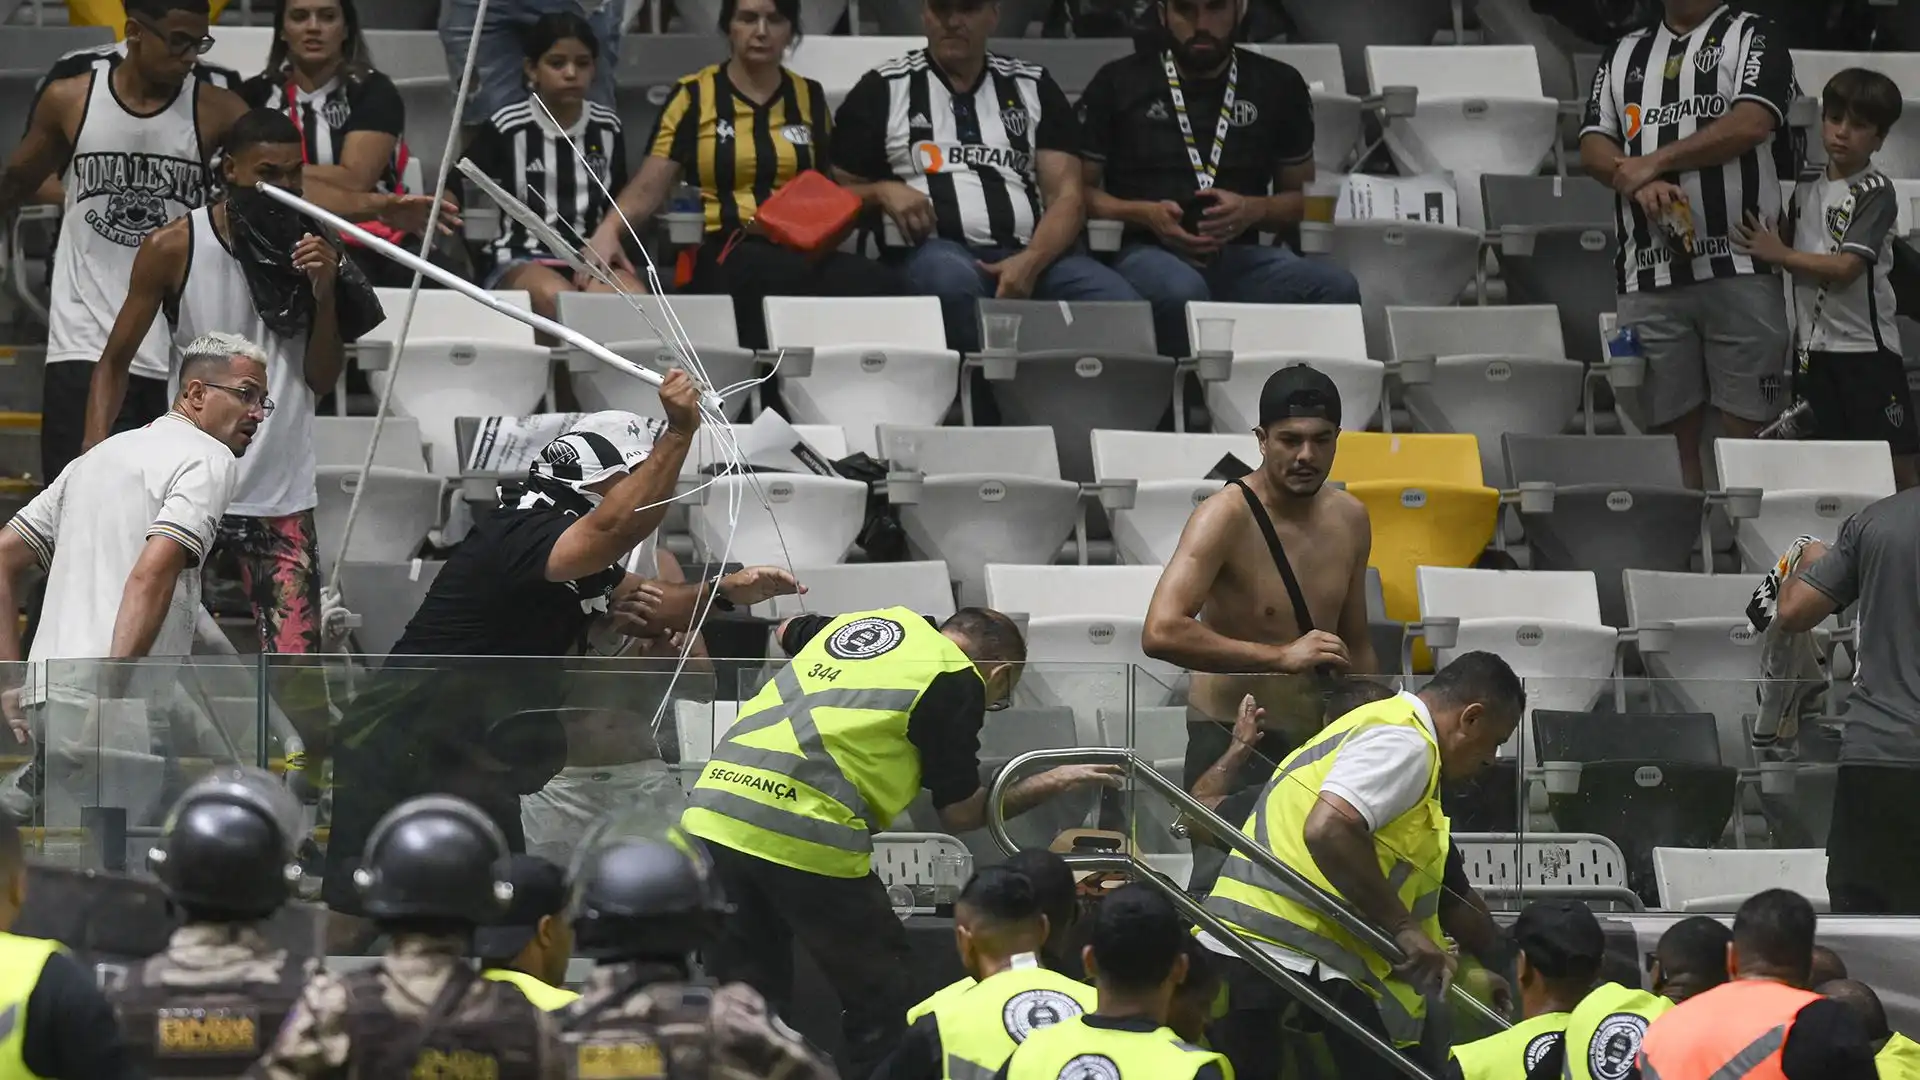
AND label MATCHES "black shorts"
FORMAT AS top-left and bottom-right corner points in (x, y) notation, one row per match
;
(41, 363), (168, 481)
(1795, 348), (1919, 455)
(1827, 764), (1920, 914)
